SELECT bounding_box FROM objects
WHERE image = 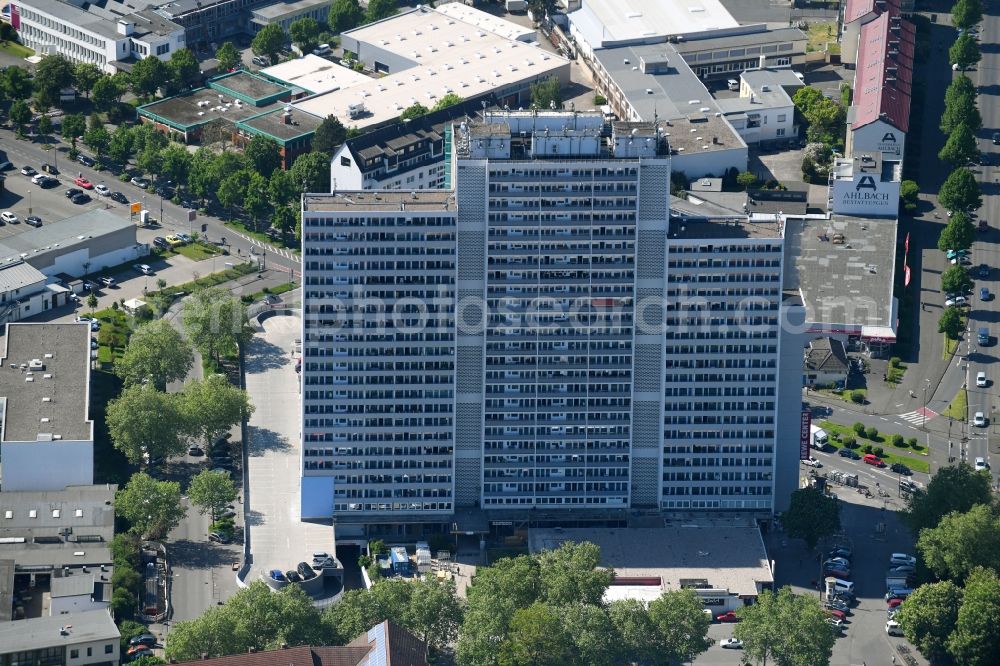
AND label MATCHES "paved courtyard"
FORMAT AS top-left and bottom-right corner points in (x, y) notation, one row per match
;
(244, 314), (334, 585)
